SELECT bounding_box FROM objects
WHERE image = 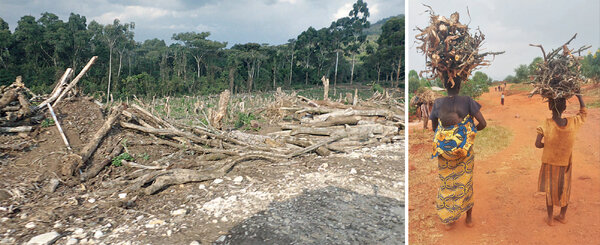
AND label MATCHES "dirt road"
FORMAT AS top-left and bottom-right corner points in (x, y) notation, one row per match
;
(409, 85), (600, 244)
